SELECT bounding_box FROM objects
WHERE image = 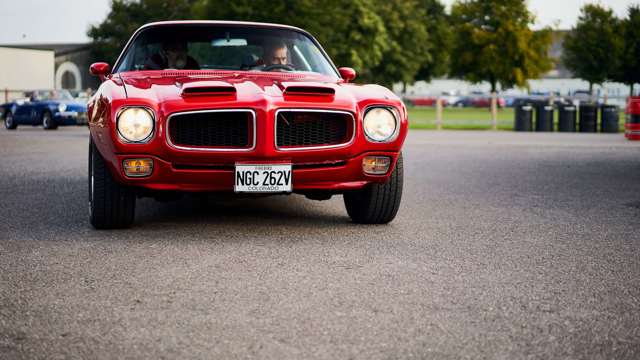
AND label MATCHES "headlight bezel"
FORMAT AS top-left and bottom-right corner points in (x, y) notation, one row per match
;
(115, 106), (156, 144)
(363, 106), (400, 143)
